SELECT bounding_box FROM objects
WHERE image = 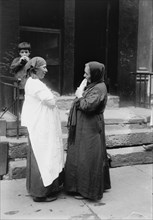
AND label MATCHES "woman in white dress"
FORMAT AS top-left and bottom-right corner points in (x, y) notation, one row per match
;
(21, 57), (64, 202)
